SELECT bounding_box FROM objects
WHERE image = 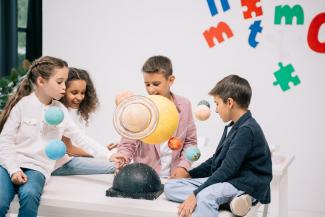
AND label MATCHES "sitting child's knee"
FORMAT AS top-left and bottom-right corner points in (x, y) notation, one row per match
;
(163, 182), (173, 198)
